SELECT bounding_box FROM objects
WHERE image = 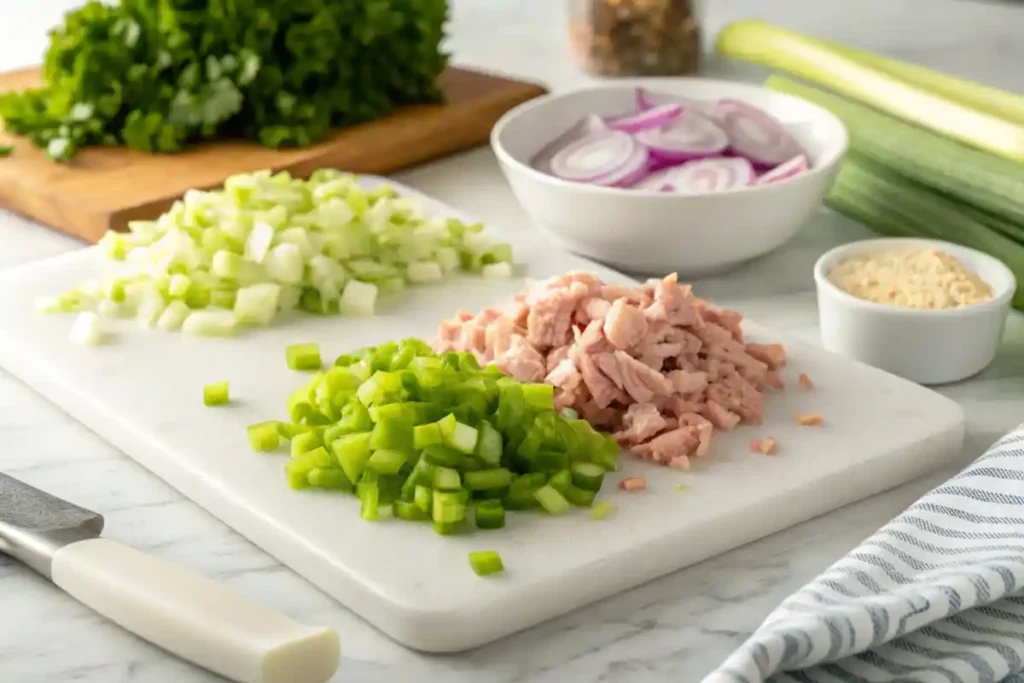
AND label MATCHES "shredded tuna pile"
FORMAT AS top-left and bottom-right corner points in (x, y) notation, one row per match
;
(434, 272), (787, 470)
